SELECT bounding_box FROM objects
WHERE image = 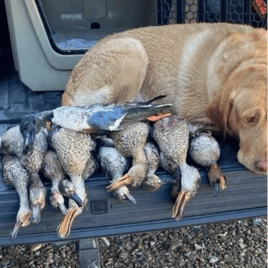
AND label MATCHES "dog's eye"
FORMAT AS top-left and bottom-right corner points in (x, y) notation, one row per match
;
(246, 116), (255, 124)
